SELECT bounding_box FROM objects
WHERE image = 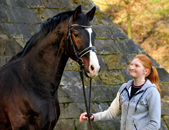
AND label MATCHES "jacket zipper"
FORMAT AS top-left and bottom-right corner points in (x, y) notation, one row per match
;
(123, 88), (130, 130)
(123, 88), (143, 129)
(133, 120), (138, 130)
